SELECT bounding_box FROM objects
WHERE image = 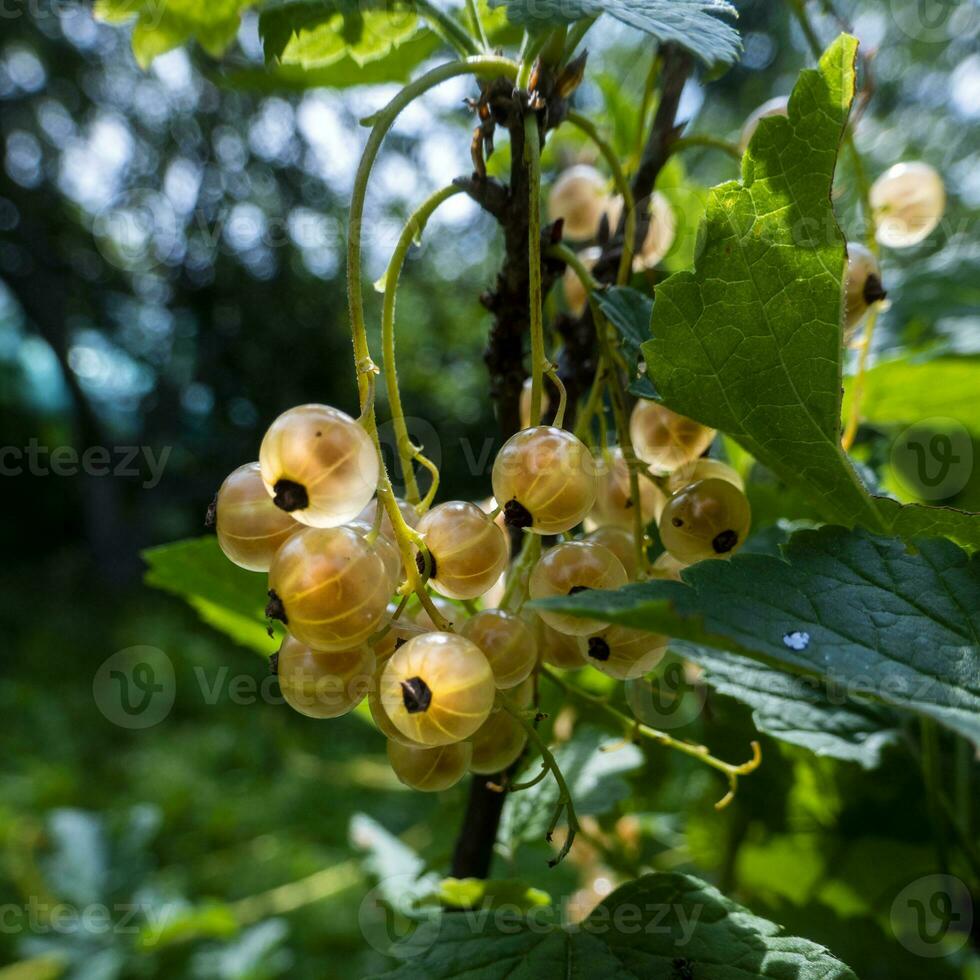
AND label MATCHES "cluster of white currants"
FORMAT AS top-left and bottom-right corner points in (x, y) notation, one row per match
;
(738, 96), (946, 341)
(547, 165), (677, 316)
(211, 392), (750, 793)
